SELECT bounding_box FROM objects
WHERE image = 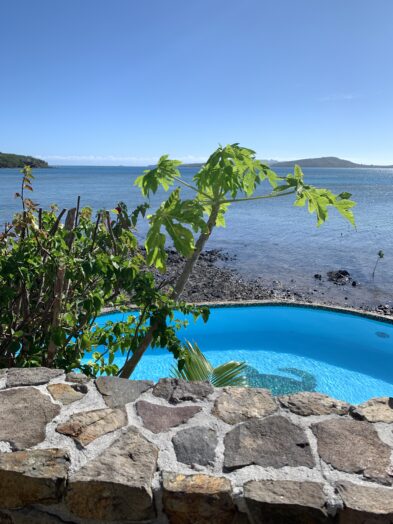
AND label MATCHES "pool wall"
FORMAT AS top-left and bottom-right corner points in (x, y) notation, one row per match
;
(0, 368), (393, 522)
(102, 299), (393, 324)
